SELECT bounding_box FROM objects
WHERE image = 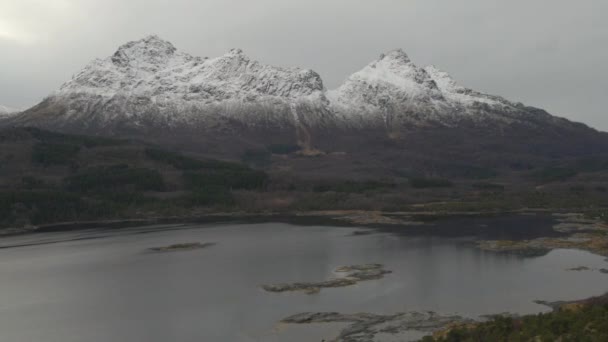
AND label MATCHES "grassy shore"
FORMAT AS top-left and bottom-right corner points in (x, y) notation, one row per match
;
(424, 293), (608, 342)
